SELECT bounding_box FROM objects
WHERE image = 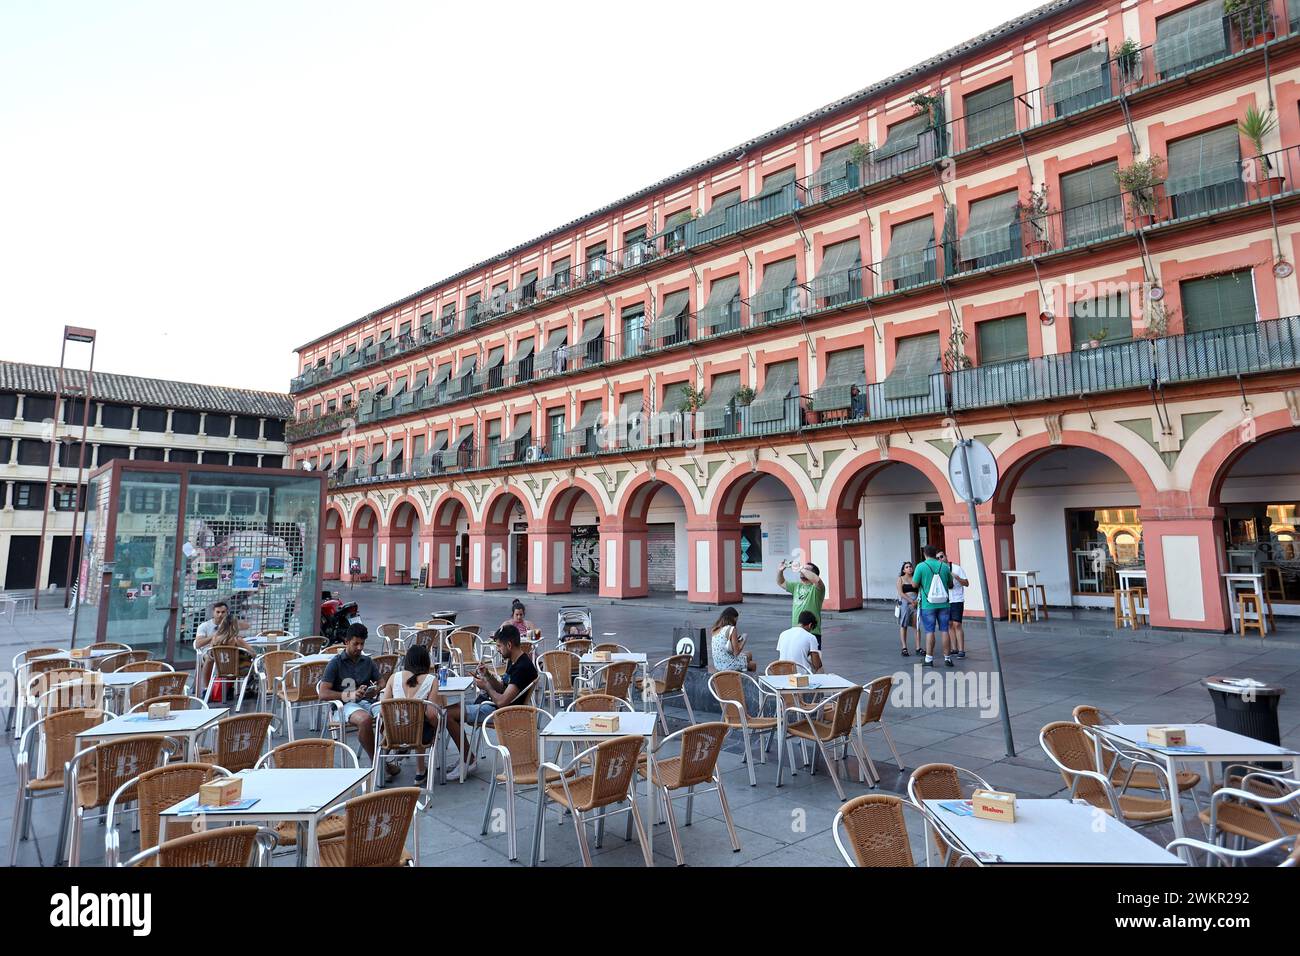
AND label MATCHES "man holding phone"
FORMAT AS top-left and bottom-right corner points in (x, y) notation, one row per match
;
(442, 624), (538, 775)
(317, 623), (383, 764)
(775, 557), (826, 649)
